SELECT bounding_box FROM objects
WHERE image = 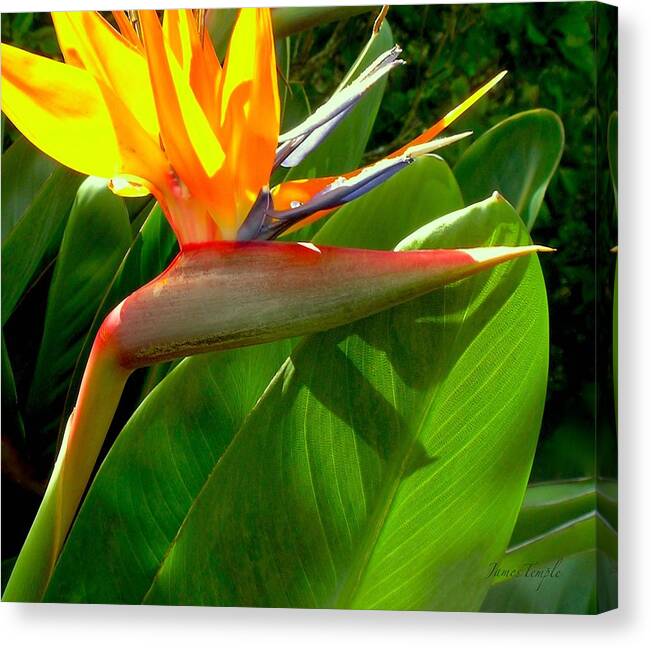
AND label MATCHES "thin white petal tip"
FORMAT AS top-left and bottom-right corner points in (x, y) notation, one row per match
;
(406, 131), (473, 158)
